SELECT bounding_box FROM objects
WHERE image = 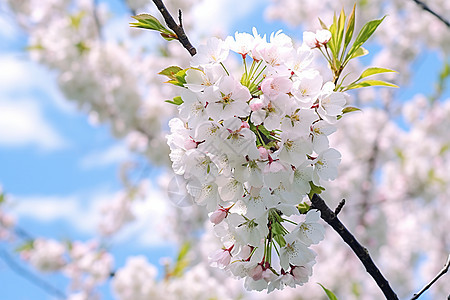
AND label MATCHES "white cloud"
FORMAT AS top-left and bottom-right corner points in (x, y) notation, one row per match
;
(0, 55), (75, 113)
(80, 144), (130, 169)
(11, 182), (173, 247)
(12, 194), (101, 235)
(192, 0), (269, 37)
(0, 98), (67, 150)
